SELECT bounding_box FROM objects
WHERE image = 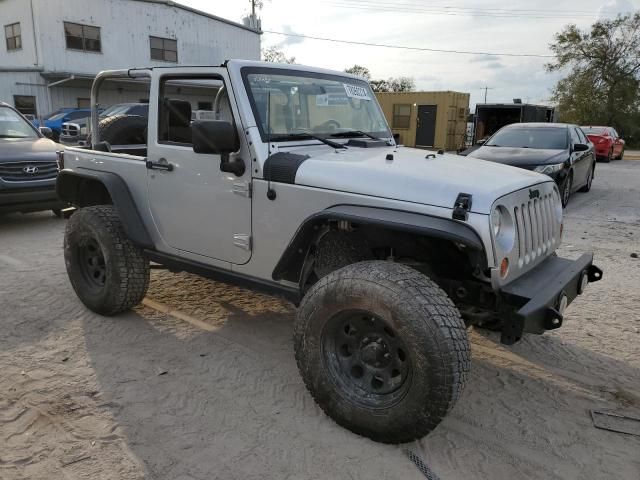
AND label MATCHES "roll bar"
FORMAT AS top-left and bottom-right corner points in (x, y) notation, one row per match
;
(90, 69), (151, 145)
